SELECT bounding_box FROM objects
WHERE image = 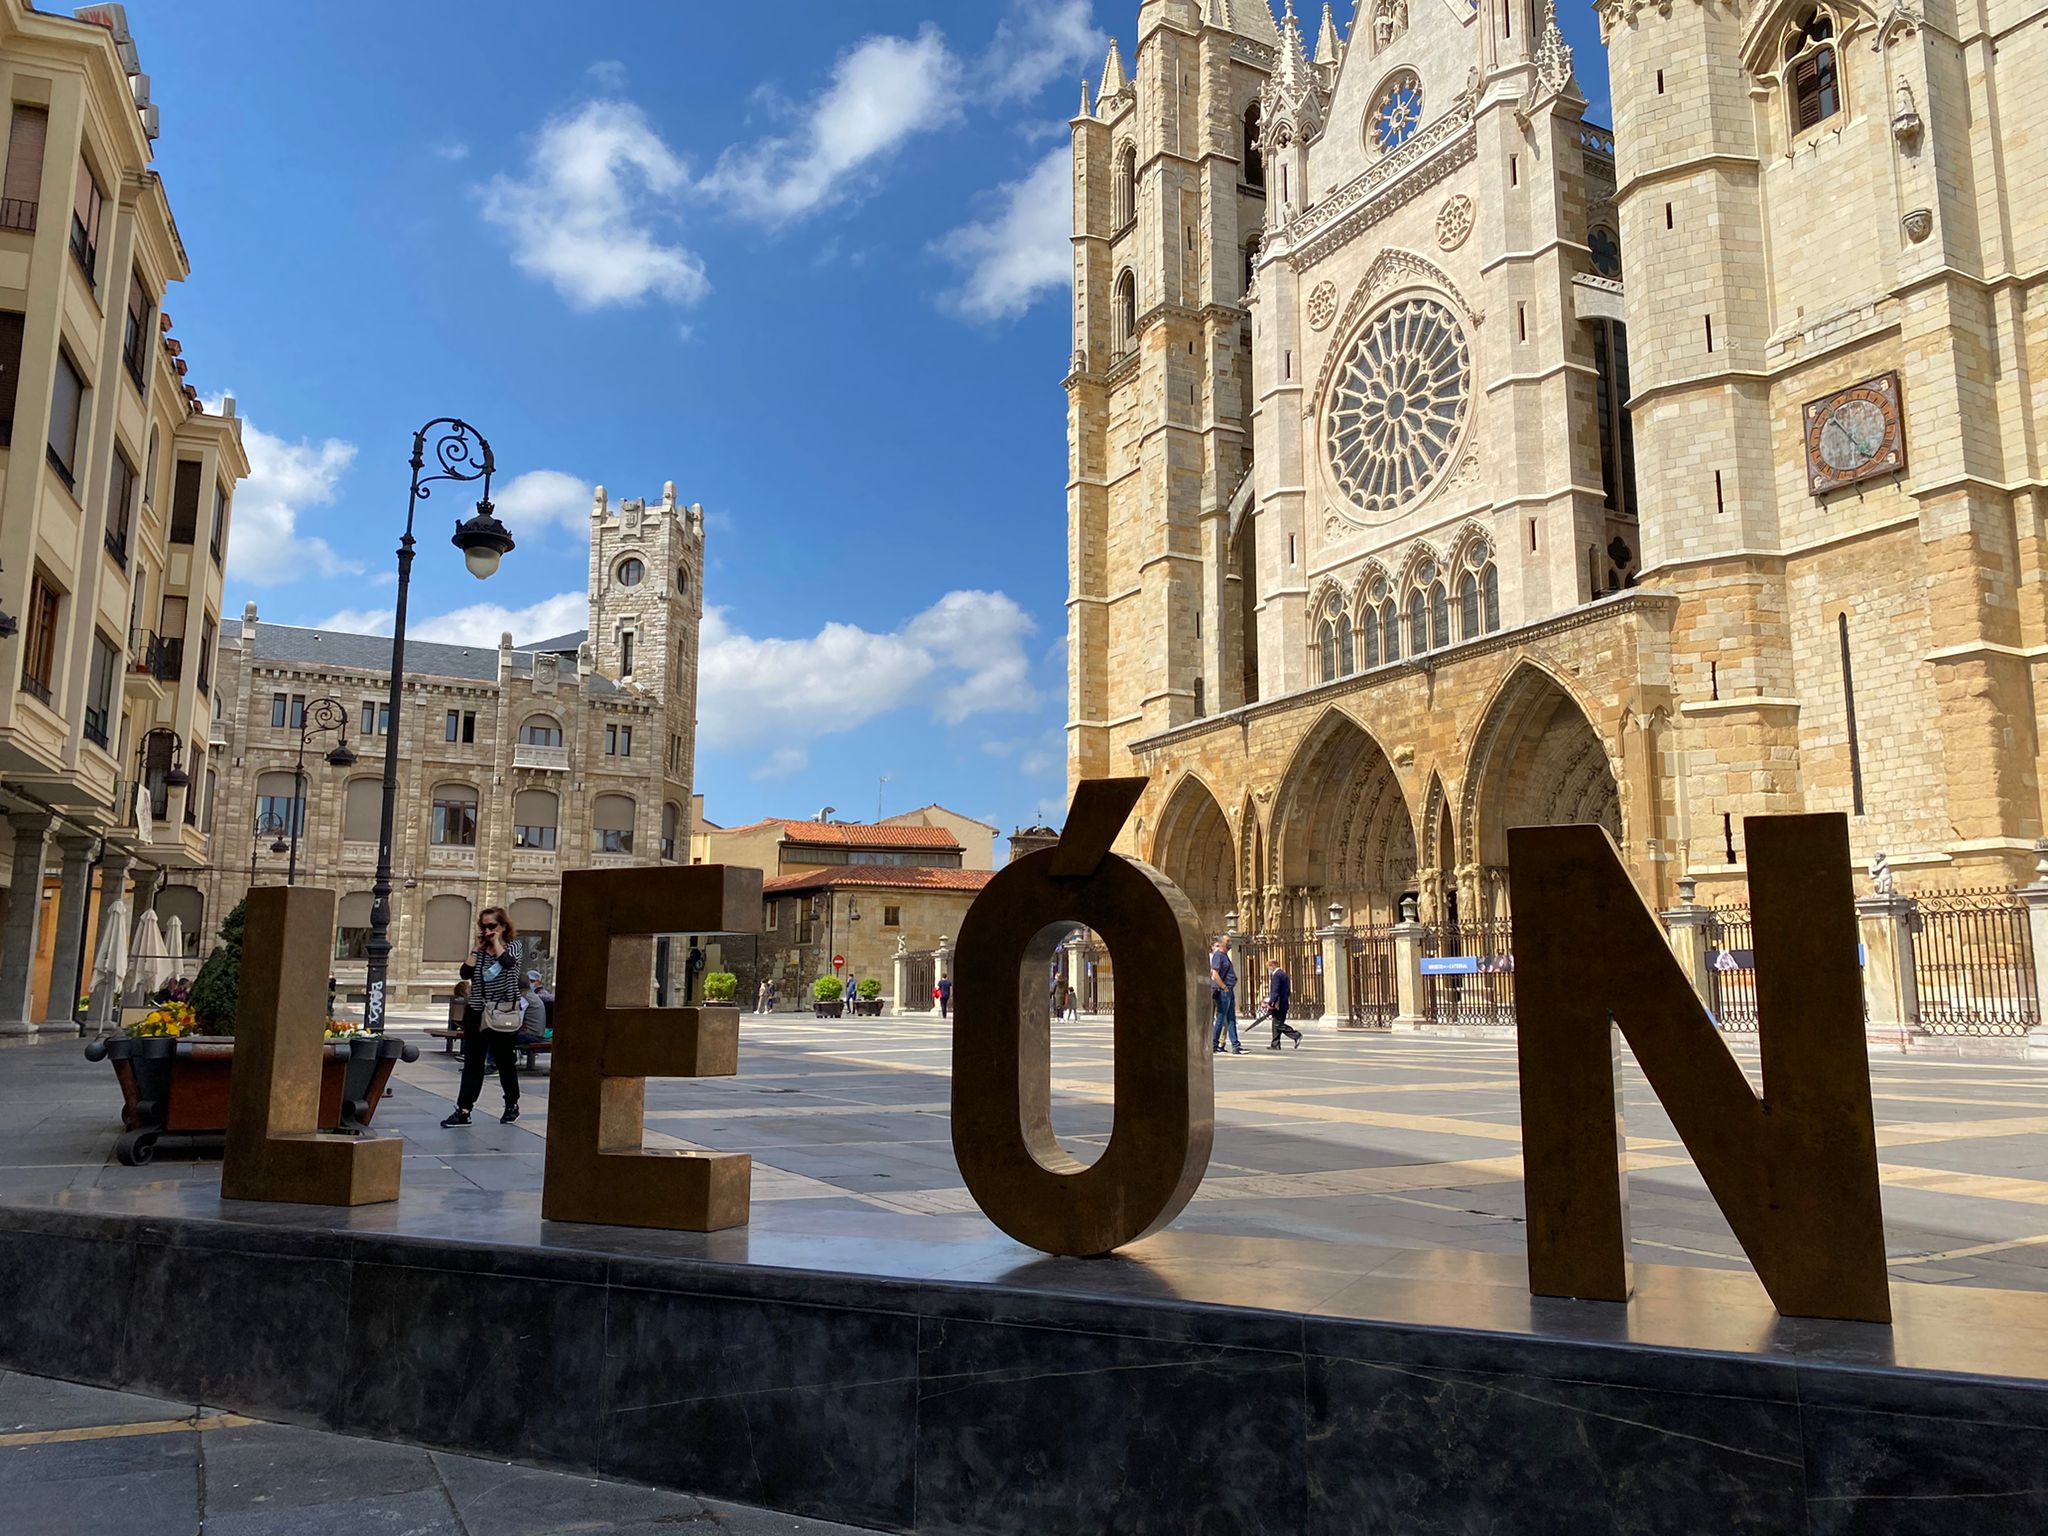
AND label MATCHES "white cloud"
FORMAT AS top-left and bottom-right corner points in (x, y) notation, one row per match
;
(315, 590), (588, 649)
(934, 147), (1070, 321)
(480, 99), (707, 310)
(752, 746), (809, 781)
(217, 411), (362, 587)
(978, 0), (1103, 105)
(699, 590), (1039, 748)
(432, 138), (470, 162)
(587, 59), (628, 91)
(494, 469), (593, 538)
(701, 27), (961, 225)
